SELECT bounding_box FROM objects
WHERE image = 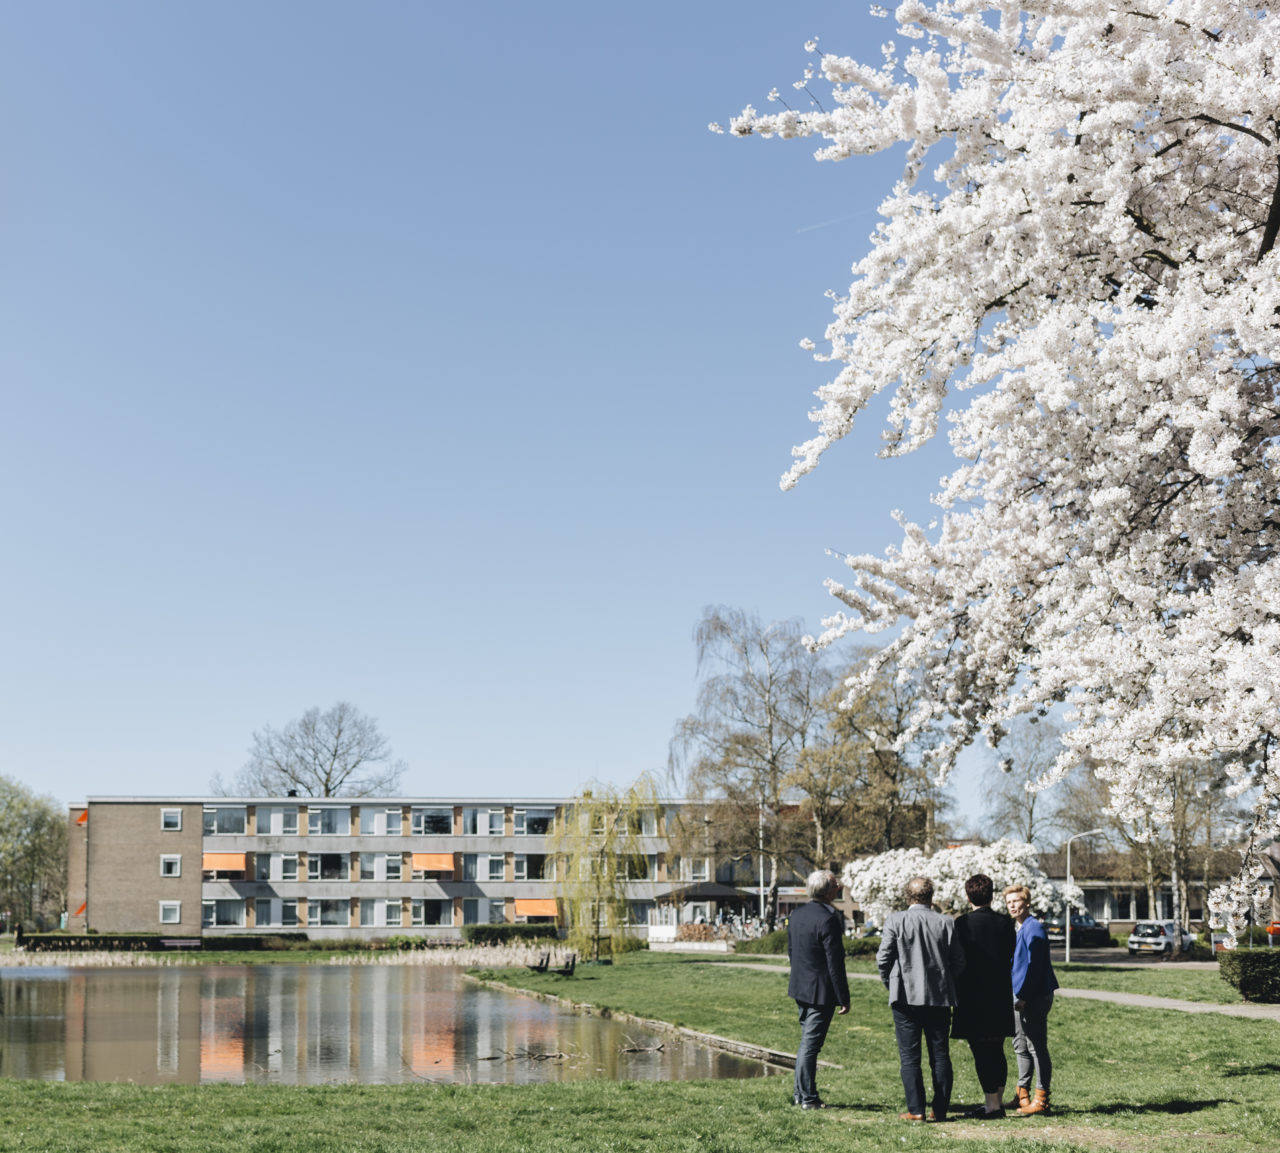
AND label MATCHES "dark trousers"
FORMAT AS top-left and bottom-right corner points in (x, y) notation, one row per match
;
(966, 1037), (1008, 1094)
(793, 1001), (836, 1105)
(891, 1003), (952, 1117)
(1013, 993), (1053, 1091)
